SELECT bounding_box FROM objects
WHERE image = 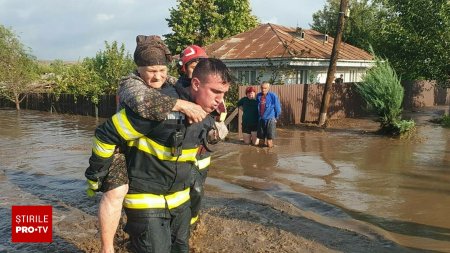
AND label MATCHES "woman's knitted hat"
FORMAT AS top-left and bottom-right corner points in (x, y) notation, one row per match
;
(133, 35), (172, 66)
